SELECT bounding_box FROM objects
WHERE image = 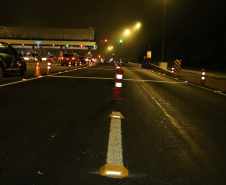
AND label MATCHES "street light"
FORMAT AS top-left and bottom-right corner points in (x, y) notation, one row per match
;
(124, 29), (130, 62)
(108, 46), (113, 50)
(125, 29), (130, 35)
(161, 0), (167, 62)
